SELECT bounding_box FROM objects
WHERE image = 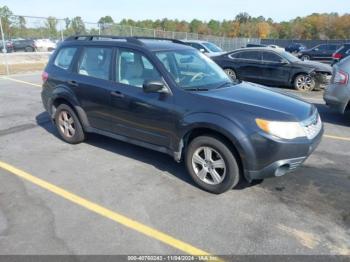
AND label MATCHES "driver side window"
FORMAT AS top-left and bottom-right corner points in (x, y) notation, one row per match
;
(117, 49), (162, 88)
